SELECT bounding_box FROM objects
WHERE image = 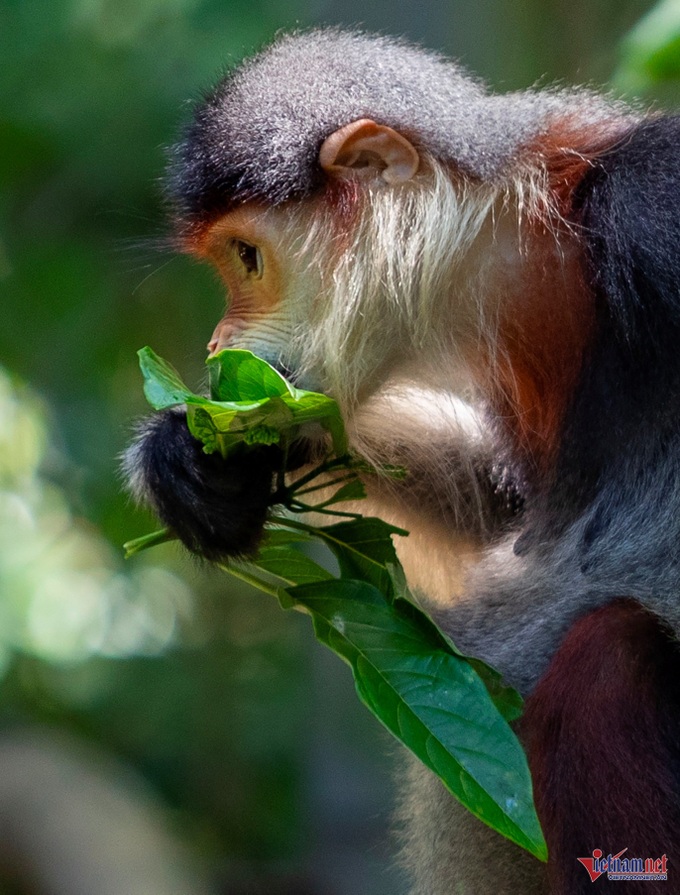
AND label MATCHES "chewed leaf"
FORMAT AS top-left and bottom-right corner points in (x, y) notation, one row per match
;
(189, 406), (219, 453)
(283, 391), (347, 456)
(243, 425), (281, 446)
